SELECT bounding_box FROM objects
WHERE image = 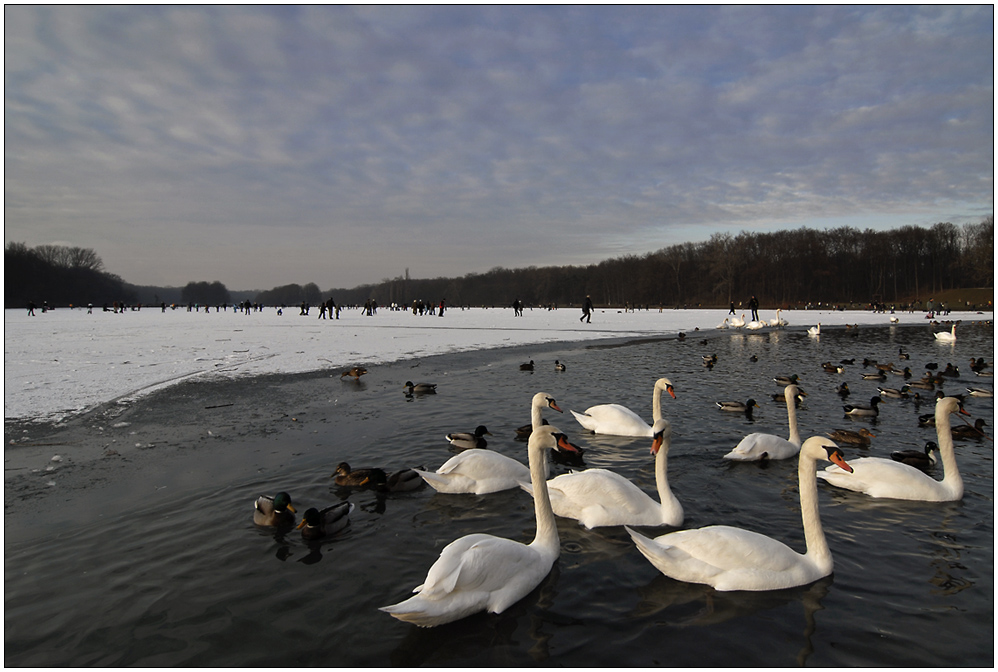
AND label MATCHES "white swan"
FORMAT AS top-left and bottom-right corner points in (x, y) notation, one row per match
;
(817, 396), (967, 501)
(746, 319), (766, 330)
(521, 418), (682, 528)
(417, 392), (563, 494)
(807, 323), (821, 337)
(934, 324), (956, 342)
(571, 377), (676, 437)
(729, 314), (746, 328)
(723, 385), (804, 461)
(626, 436), (852, 592)
(716, 318), (730, 329)
(380, 425), (565, 627)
